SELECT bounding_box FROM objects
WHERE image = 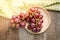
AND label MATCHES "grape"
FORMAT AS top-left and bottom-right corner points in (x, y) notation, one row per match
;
(20, 13), (24, 19)
(38, 25), (42, 28)
(30, 23), (36, 29)
(30, 7), (36, 12)
(38, 21), (43, 28)
(12, 15), (17, 19)
(20, 22), (26, 27)
(17, 15), (20, 19)
(36, 28), (41, 32)
(36, 11), (41, 14)
(25, 17), (30, 22)
(10, 20), (15, 24)
(27, 25), (31, 30)
(16, 24), (20, 27)
(35, 13), (40, 18)
(16, 24), (20, 29)
(32, 28), (37, 32)
(31, 18), (36, 23)
(40, 19), (43, 23)
(10, 7), (44, 31)
(15, 18), (20, 23)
